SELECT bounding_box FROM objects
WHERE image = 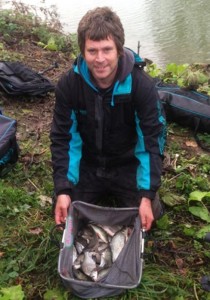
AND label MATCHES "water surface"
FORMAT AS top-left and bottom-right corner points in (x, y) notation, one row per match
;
(1, 0), (210, 67)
